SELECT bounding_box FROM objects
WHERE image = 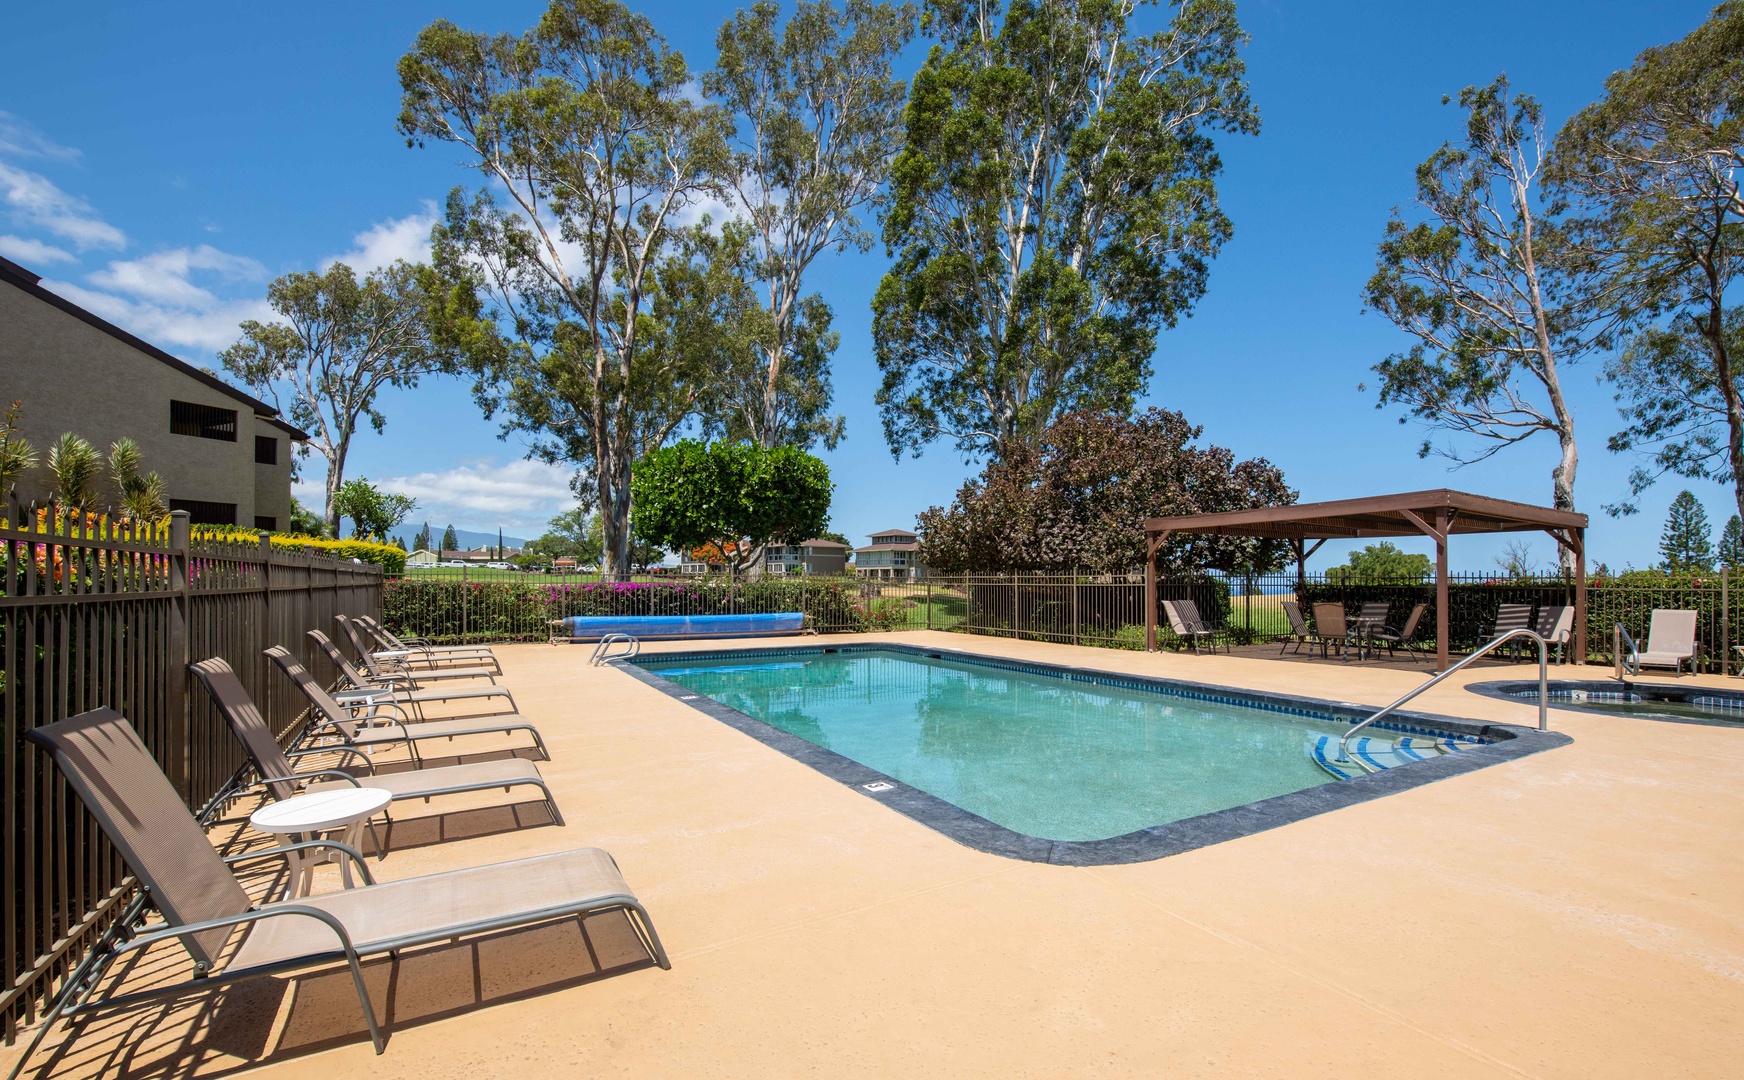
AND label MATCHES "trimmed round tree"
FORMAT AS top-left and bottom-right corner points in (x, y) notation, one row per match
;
(632, 441), (832, 577)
